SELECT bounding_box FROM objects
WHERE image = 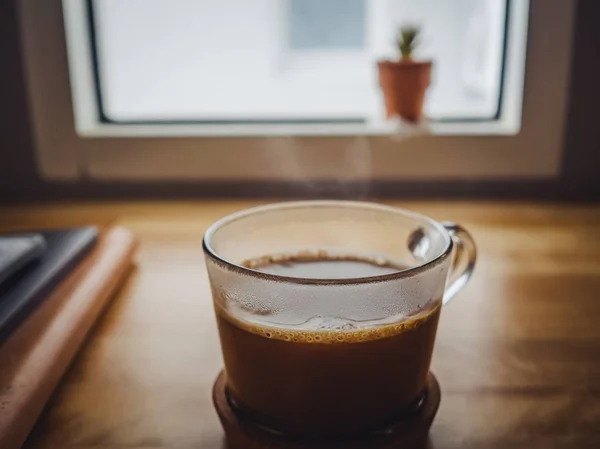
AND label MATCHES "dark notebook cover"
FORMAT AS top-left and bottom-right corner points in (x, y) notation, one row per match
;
(0, 227), (98, 342)
(0, 234), (47, 286)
